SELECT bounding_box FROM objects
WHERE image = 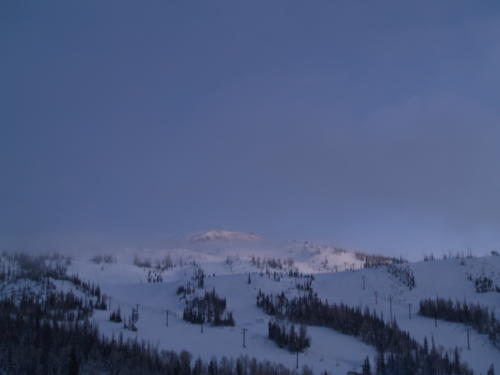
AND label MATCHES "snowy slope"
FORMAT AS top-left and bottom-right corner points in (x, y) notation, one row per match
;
(78, 230), (384, 277)
(2, 232), (499, 374)
(313, 256), (500, 373)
